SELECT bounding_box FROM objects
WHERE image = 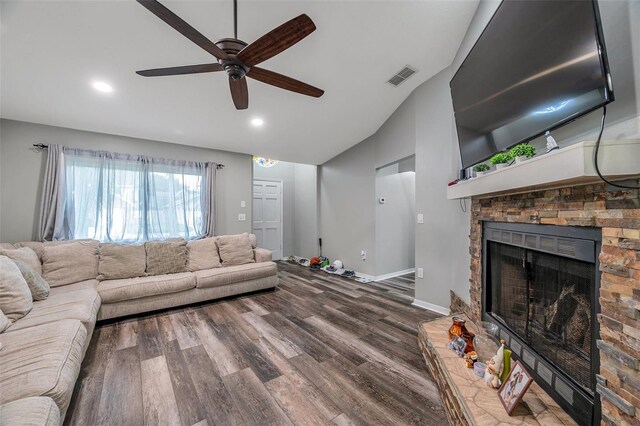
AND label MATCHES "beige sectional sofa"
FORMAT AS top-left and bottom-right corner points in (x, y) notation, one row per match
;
(0, 234), (277, 425)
